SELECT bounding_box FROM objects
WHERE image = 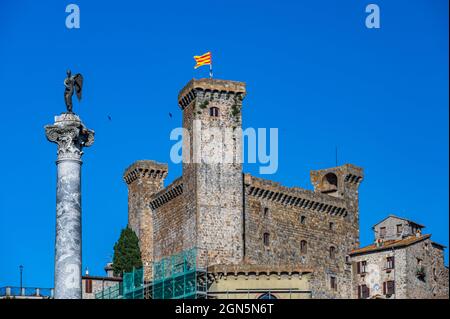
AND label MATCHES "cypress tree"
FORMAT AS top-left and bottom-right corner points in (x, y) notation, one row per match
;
(112, 227), (142, 277)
